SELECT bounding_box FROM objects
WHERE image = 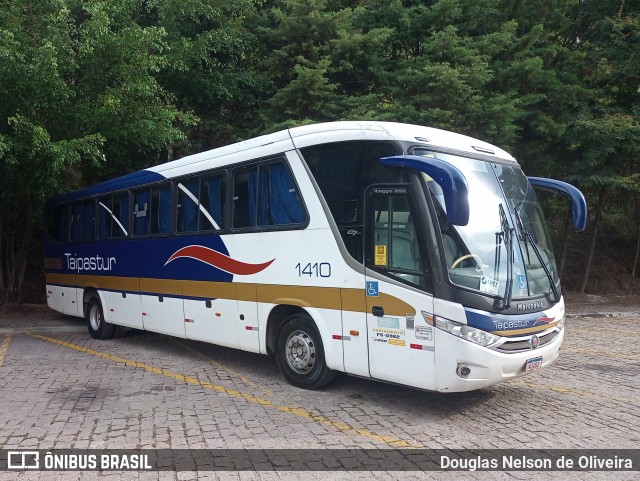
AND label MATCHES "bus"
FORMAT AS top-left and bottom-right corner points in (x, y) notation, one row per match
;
(44, 121), (587, 392)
